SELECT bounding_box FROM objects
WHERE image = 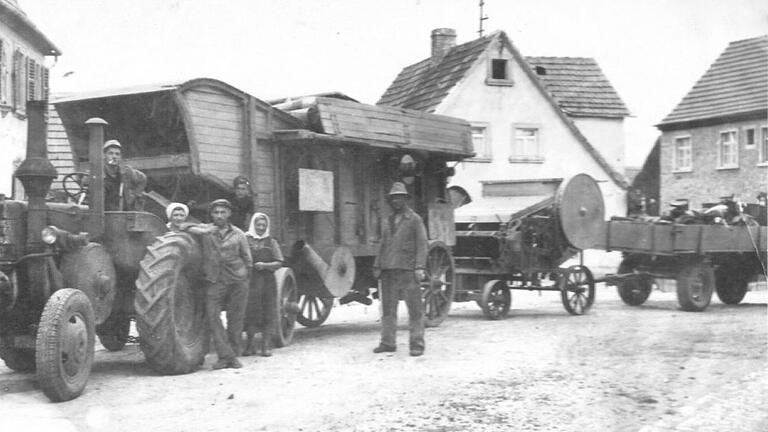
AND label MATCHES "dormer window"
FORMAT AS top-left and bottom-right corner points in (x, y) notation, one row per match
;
(486, 58), (514, 86)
